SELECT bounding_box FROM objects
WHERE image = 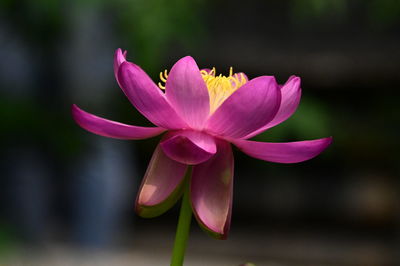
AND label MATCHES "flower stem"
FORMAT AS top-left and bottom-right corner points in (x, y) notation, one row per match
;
(170, 169), (192, 266)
